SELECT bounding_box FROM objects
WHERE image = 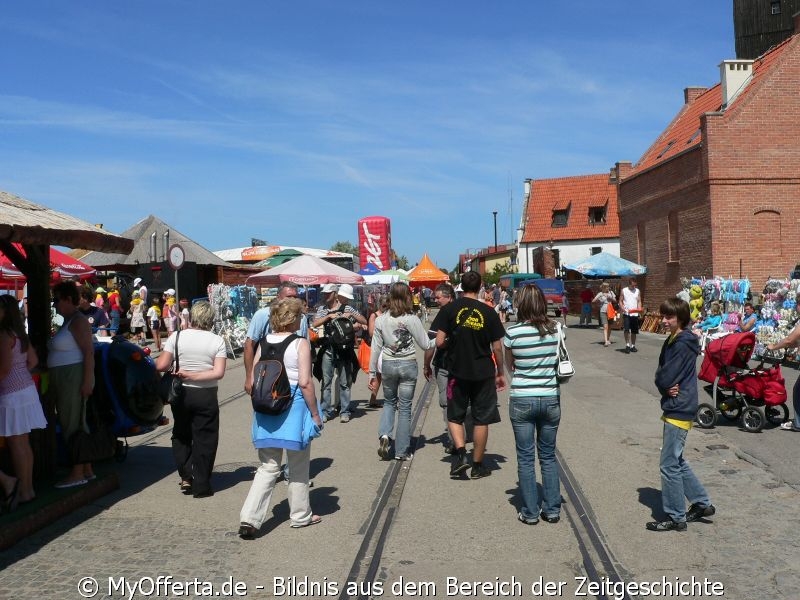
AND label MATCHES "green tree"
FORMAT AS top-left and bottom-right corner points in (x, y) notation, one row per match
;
(330, 241), (358, 256)
(483, 260), (514, 286)
(395, 255), (411, 270)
